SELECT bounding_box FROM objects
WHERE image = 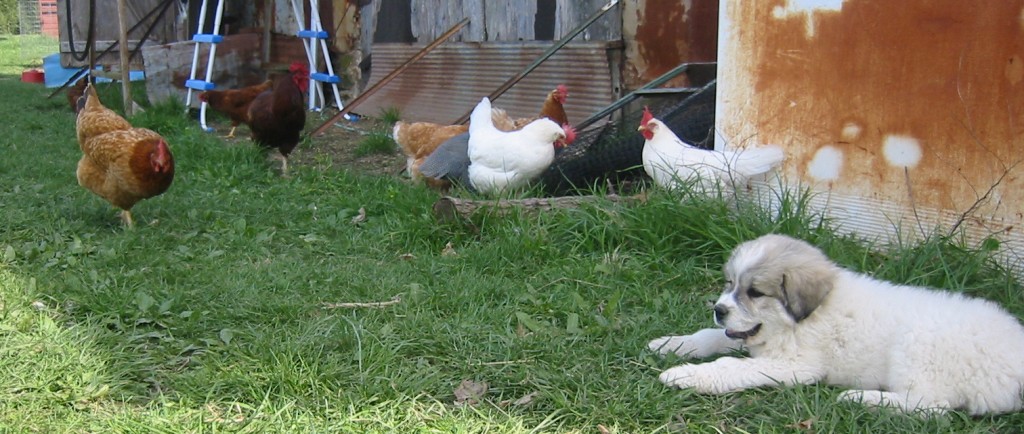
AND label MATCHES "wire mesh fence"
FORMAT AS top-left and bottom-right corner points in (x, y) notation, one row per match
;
(0, 0), (58, 75)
